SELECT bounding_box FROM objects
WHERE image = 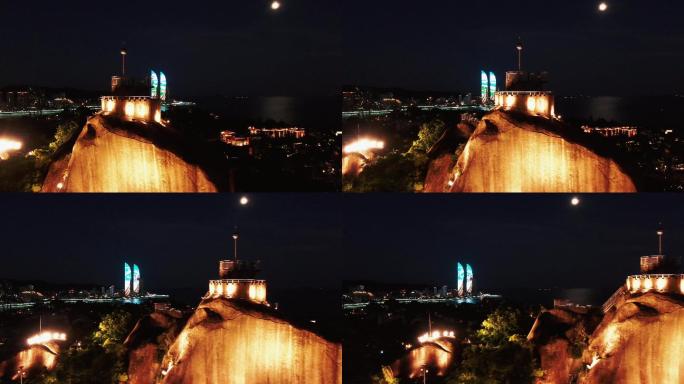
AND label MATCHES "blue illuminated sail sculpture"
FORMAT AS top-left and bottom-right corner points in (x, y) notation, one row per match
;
(124, 262), (132, 297)
(489, 72), (496, 103)
(133, 264), (140, 295)
(159, 72), (167, 101)
(466, 264), (473, 295)
(151, 71), (159, 98)
(457, 262), (465, 297)
(481, 70), (489, 104)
